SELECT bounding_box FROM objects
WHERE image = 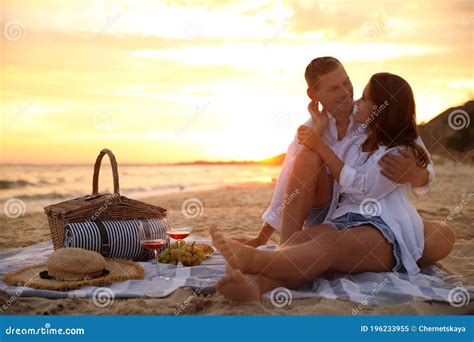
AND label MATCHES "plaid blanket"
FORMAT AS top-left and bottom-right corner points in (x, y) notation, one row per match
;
(1, 238), (472, 307)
